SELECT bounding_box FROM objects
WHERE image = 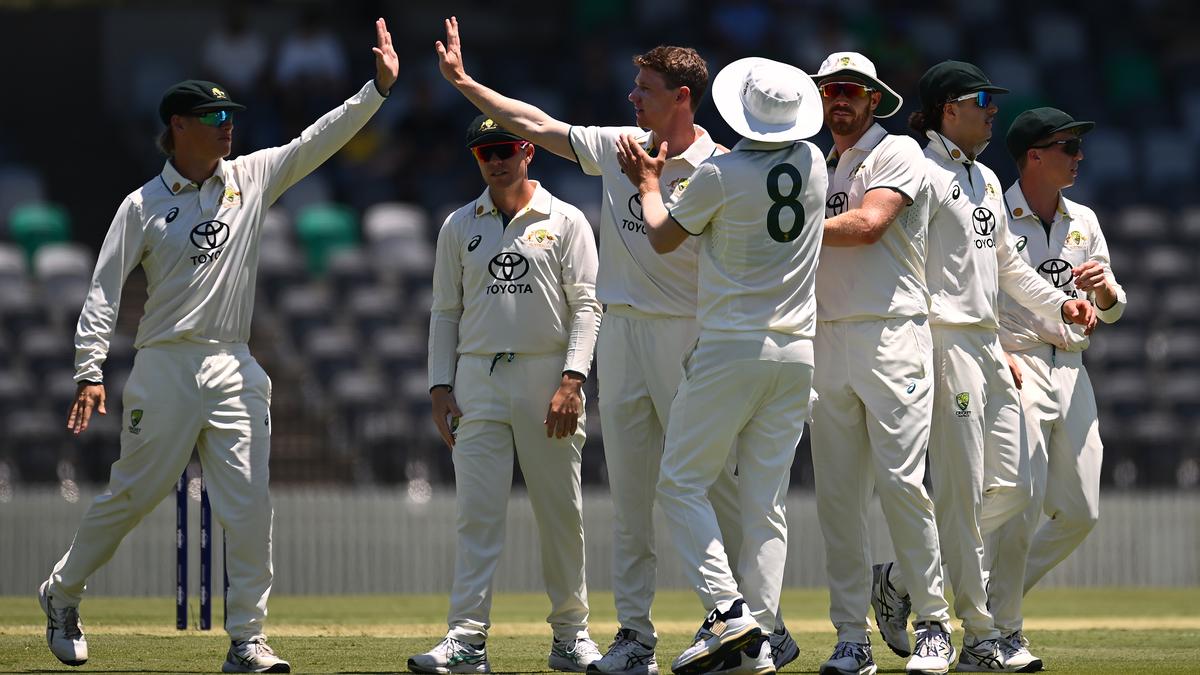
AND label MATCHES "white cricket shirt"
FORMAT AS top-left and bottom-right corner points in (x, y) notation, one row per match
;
(999, 181), (1126, 352)
(568, 124), (718, 317)
(427, 182), (601, 389)
(74, 80), (386, 383)
(817, 123), (932, 321)
(666, 138), (827, 350)
(923, 131), (1069, 330)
